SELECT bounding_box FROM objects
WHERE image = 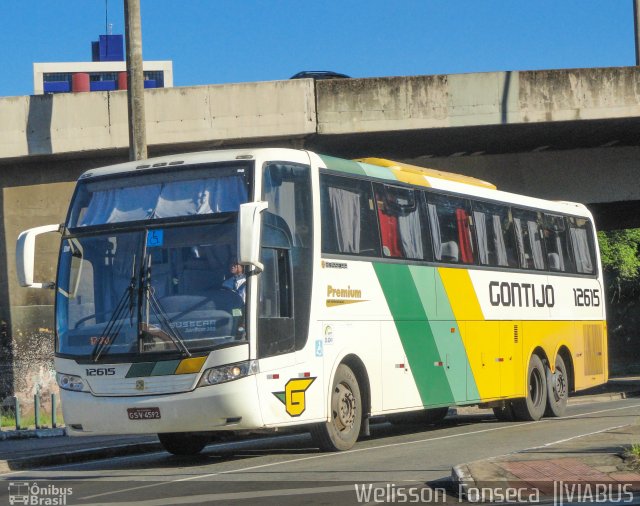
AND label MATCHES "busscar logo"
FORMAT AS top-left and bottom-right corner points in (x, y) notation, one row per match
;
(273, 377), (316, 417)
(321, 260), (347, 269)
